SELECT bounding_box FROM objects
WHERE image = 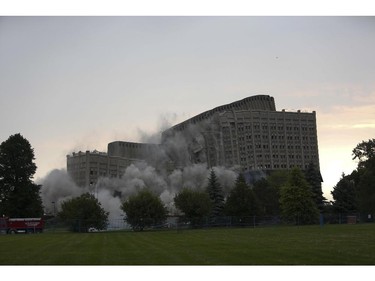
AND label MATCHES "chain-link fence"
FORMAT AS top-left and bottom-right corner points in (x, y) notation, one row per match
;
(42, 213), (373, 233)
(43, 216), (279, 232)
(43, 217), (131, 233)
(322, 213), (373, 224)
